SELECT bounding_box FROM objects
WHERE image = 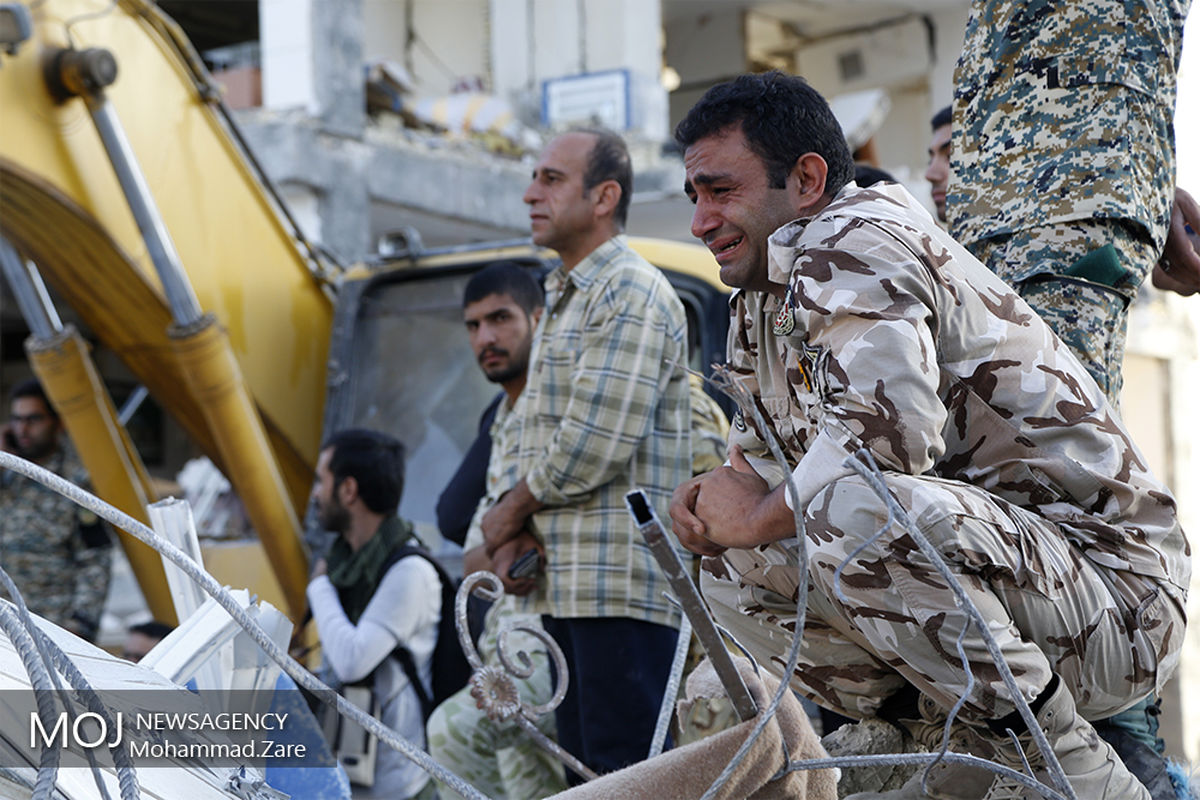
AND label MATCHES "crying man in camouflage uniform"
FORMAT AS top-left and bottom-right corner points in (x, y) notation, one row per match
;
(670, 72), (1188, 800)
(0, 379), (112, 642)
